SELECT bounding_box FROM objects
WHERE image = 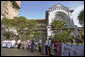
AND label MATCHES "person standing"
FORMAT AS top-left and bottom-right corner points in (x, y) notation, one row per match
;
(7, 40), (11, 48)
(28, 40), (30, 50)
(17, 40), (21, 49)
(43, 40), (46, 55)
(57, 40), (62, 56)
(54, 40), (57, 55)
(35, 40), (38, 50)
(48, 38), (51, 55)
(38, 39), (42, 52)
(45, 39), (48, 55)
(11, 40), (16, 48)
(30, 38), (35, 52)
